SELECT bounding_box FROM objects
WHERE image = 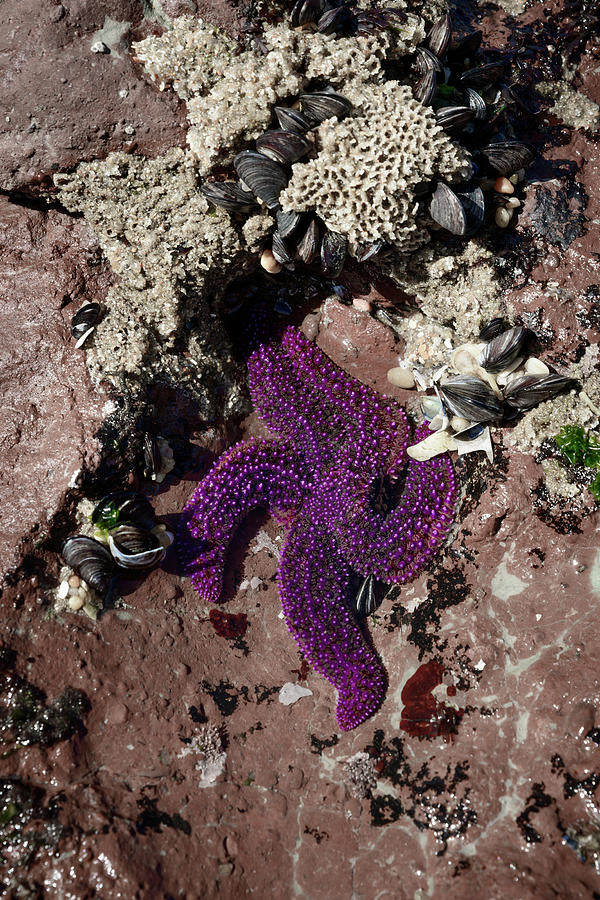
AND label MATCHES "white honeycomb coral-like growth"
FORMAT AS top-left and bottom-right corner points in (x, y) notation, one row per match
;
(280, 82), (473, 256)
